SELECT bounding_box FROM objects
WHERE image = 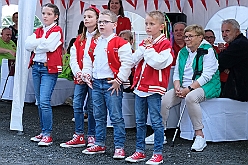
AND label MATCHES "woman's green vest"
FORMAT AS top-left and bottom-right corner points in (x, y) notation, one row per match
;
(178, 44), (221, 98)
